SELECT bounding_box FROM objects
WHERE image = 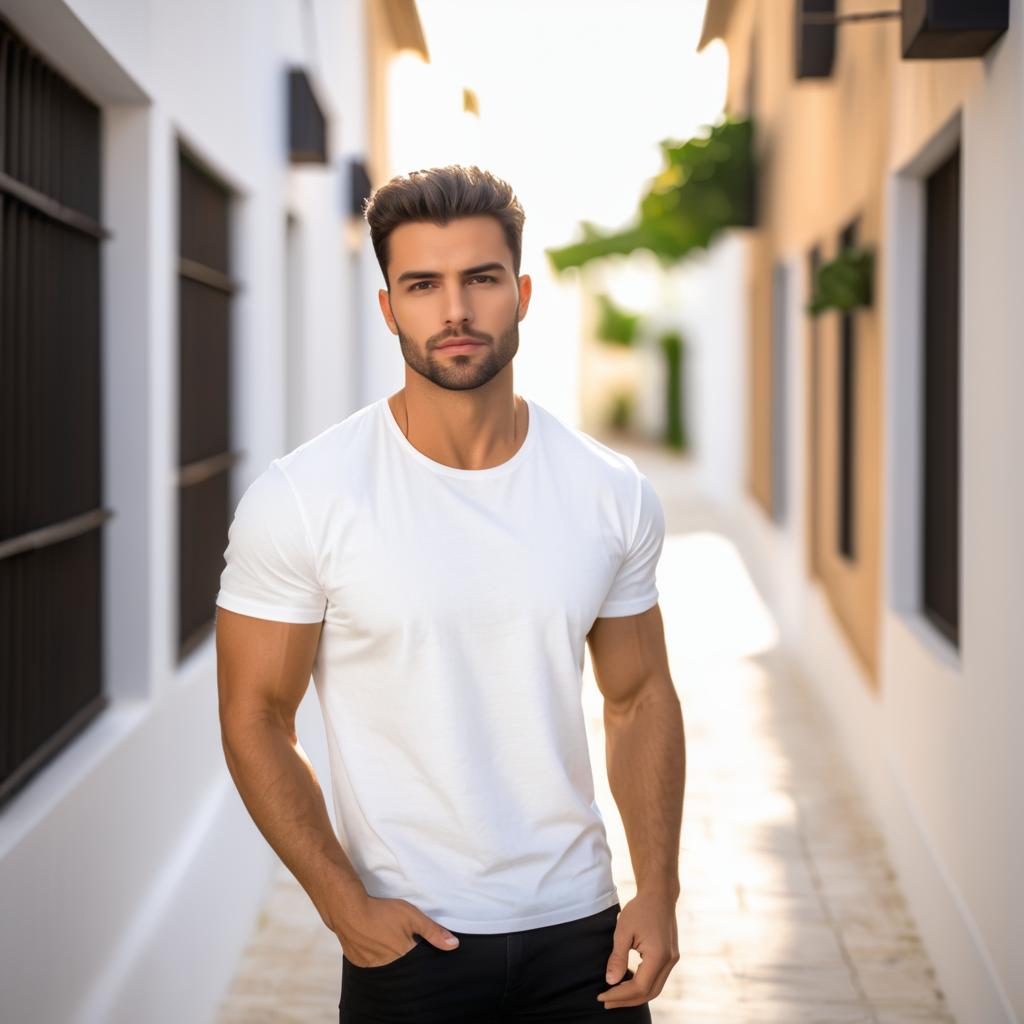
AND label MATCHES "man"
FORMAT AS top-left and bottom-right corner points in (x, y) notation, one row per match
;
(215, 165), (685, 1022)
